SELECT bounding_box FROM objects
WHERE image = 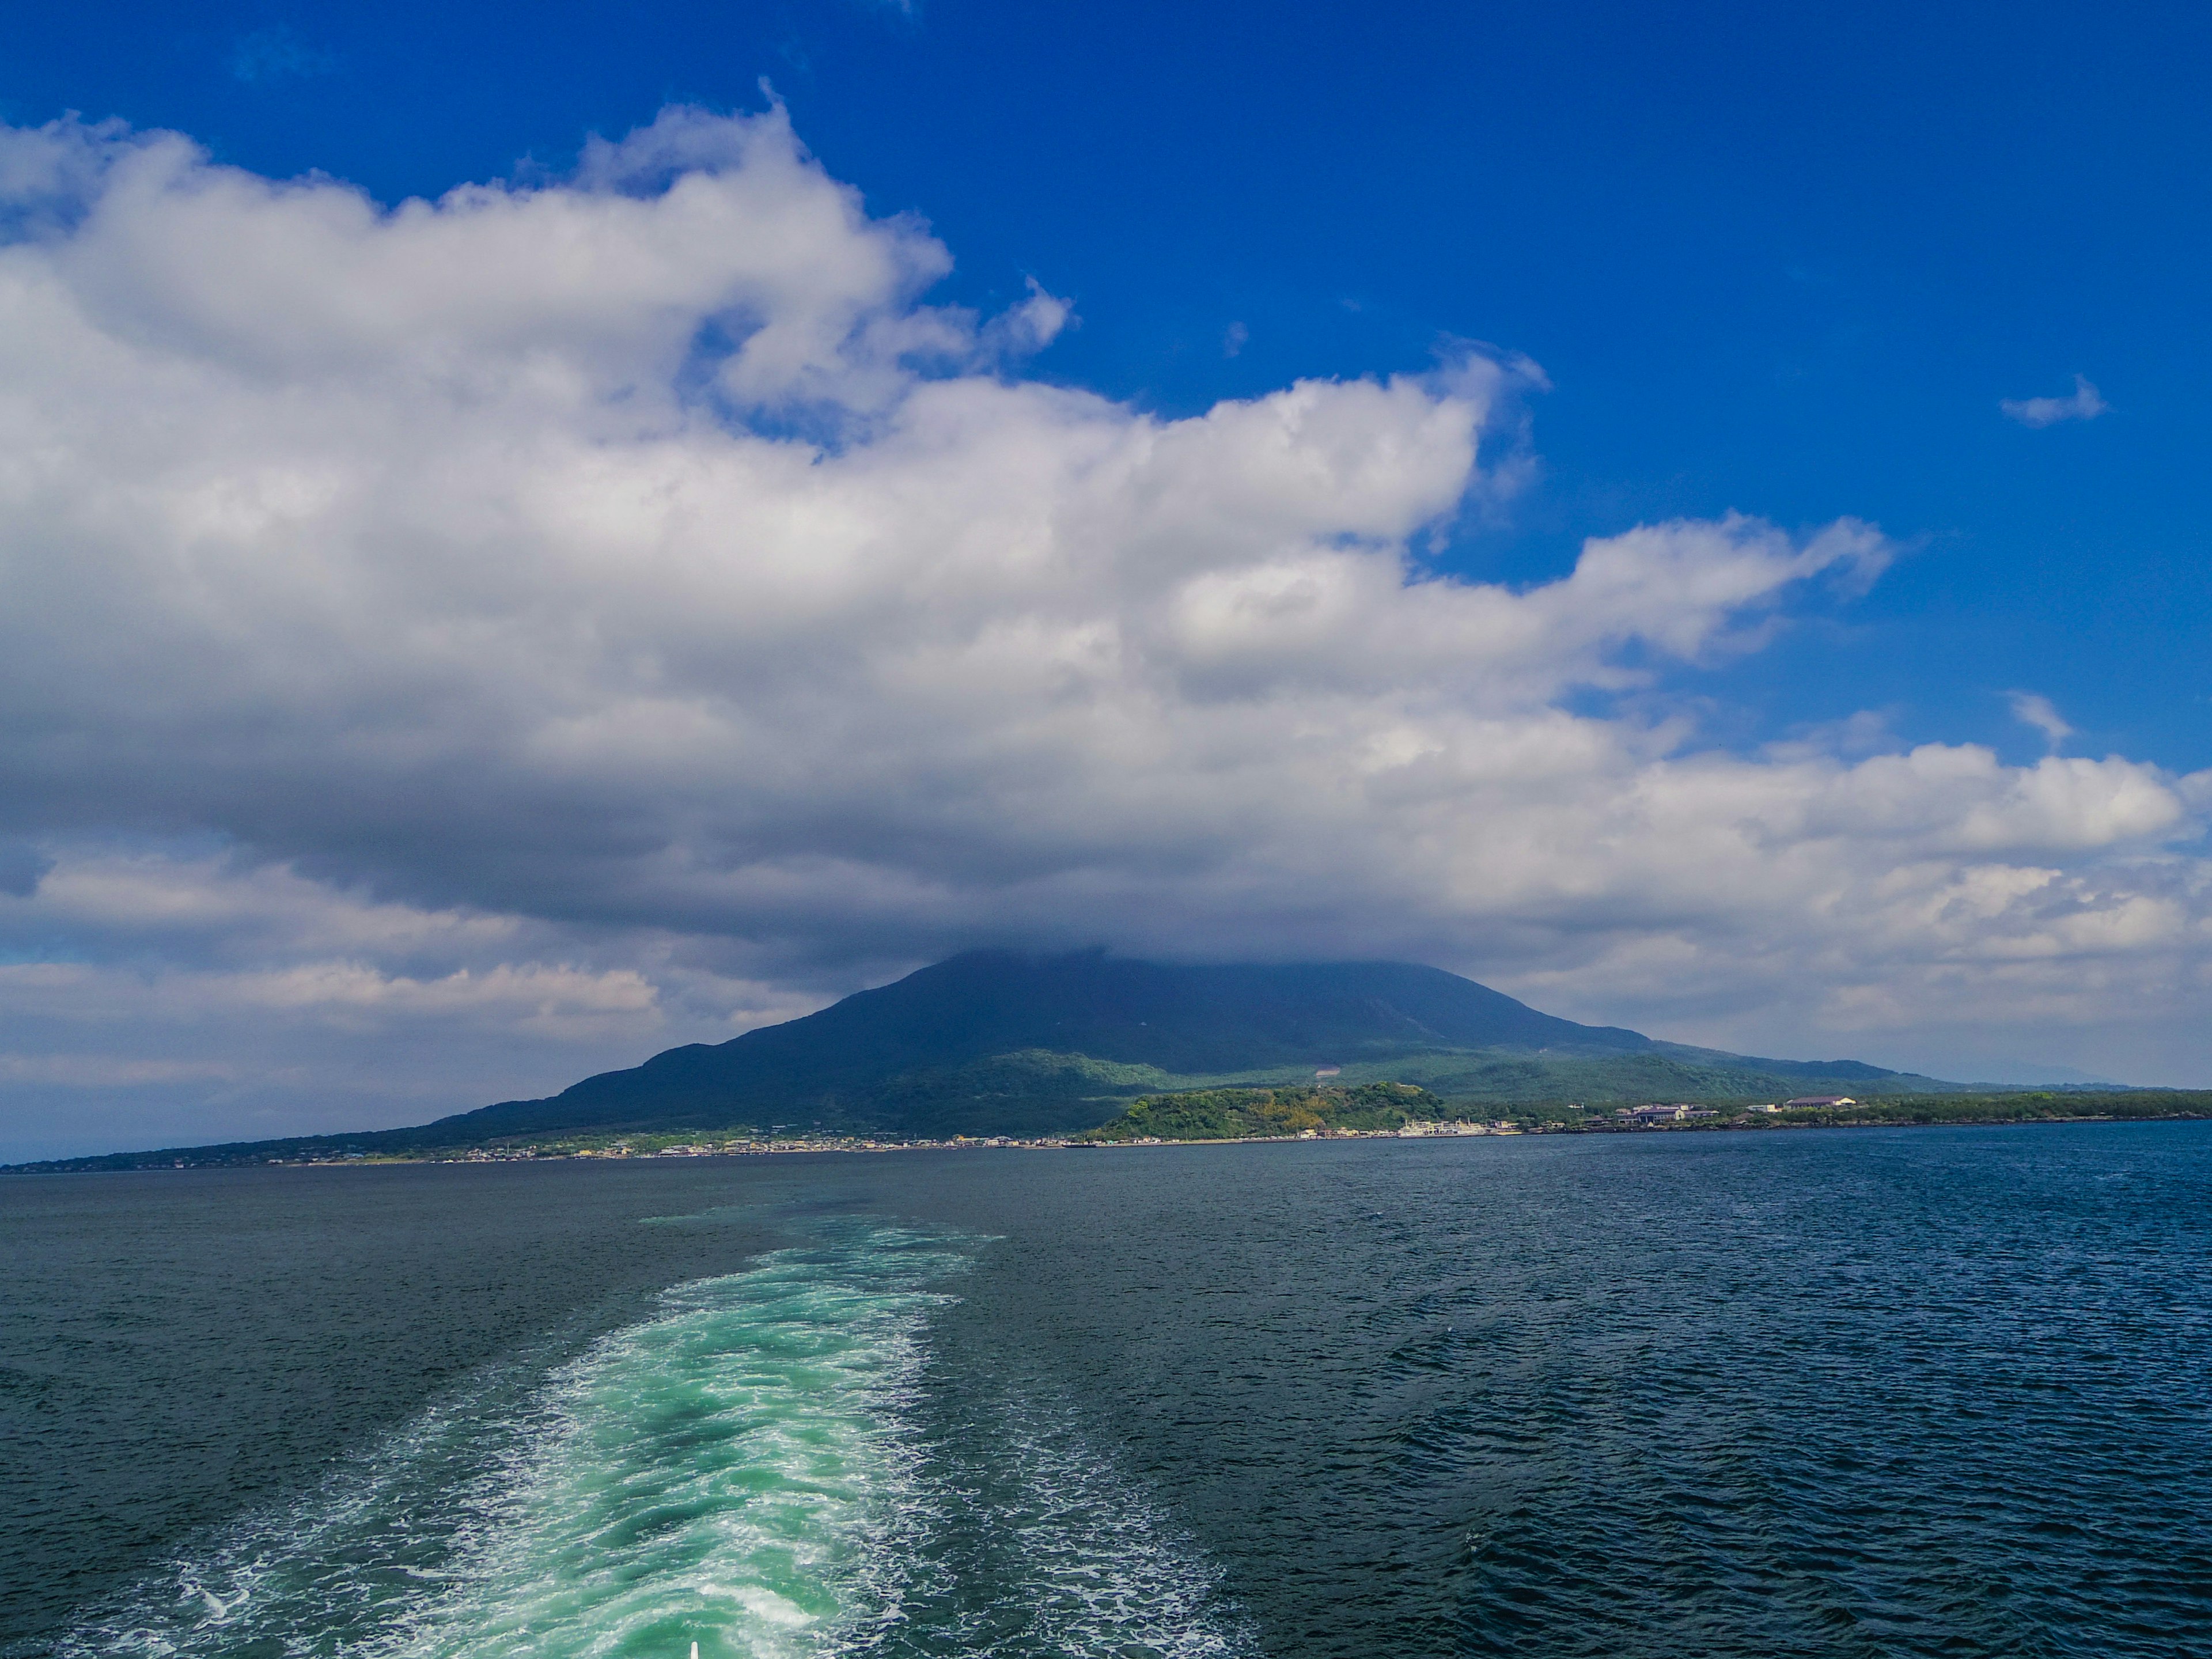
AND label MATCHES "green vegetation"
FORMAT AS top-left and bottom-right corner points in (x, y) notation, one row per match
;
(11, 1086), (2210, 1173)
(1070, 1083), (2212, 1147)
(1078, 1081), (1450, 1142)
(1712, 1090), (2212, 1129)
(837, 1048), (1181, 1136)
(1305, 1047), (1950, 1106)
